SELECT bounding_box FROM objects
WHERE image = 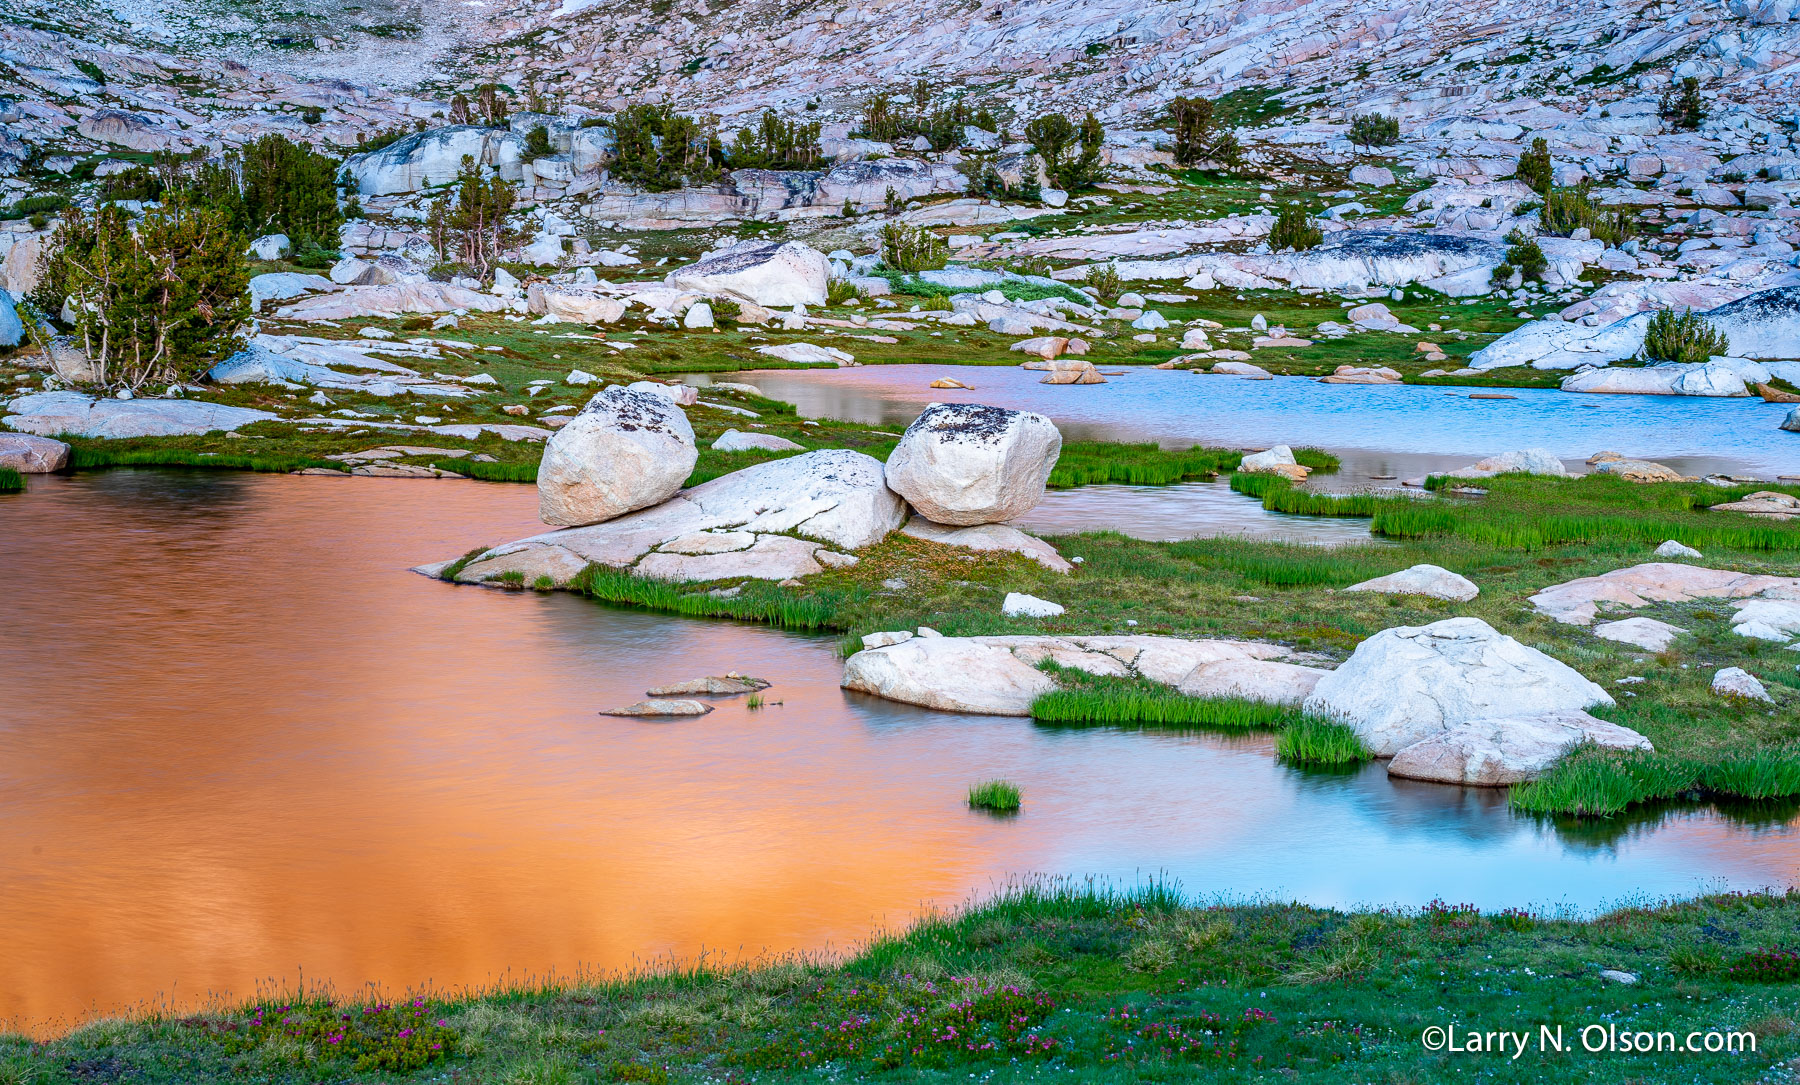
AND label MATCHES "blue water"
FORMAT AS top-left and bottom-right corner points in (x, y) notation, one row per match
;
(713, 365), (1800, 481)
